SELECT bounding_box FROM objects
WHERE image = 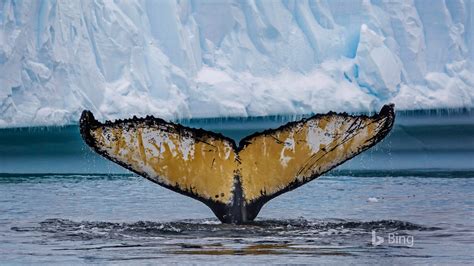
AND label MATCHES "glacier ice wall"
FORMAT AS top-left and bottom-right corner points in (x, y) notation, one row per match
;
(0, 0), (472, 127)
